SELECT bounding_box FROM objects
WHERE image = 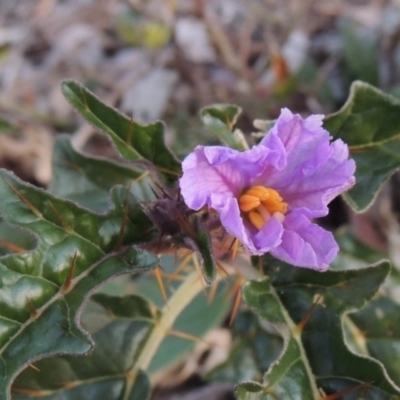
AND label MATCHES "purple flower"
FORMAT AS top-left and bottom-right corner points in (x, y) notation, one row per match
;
(179, 108), (355, 270)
